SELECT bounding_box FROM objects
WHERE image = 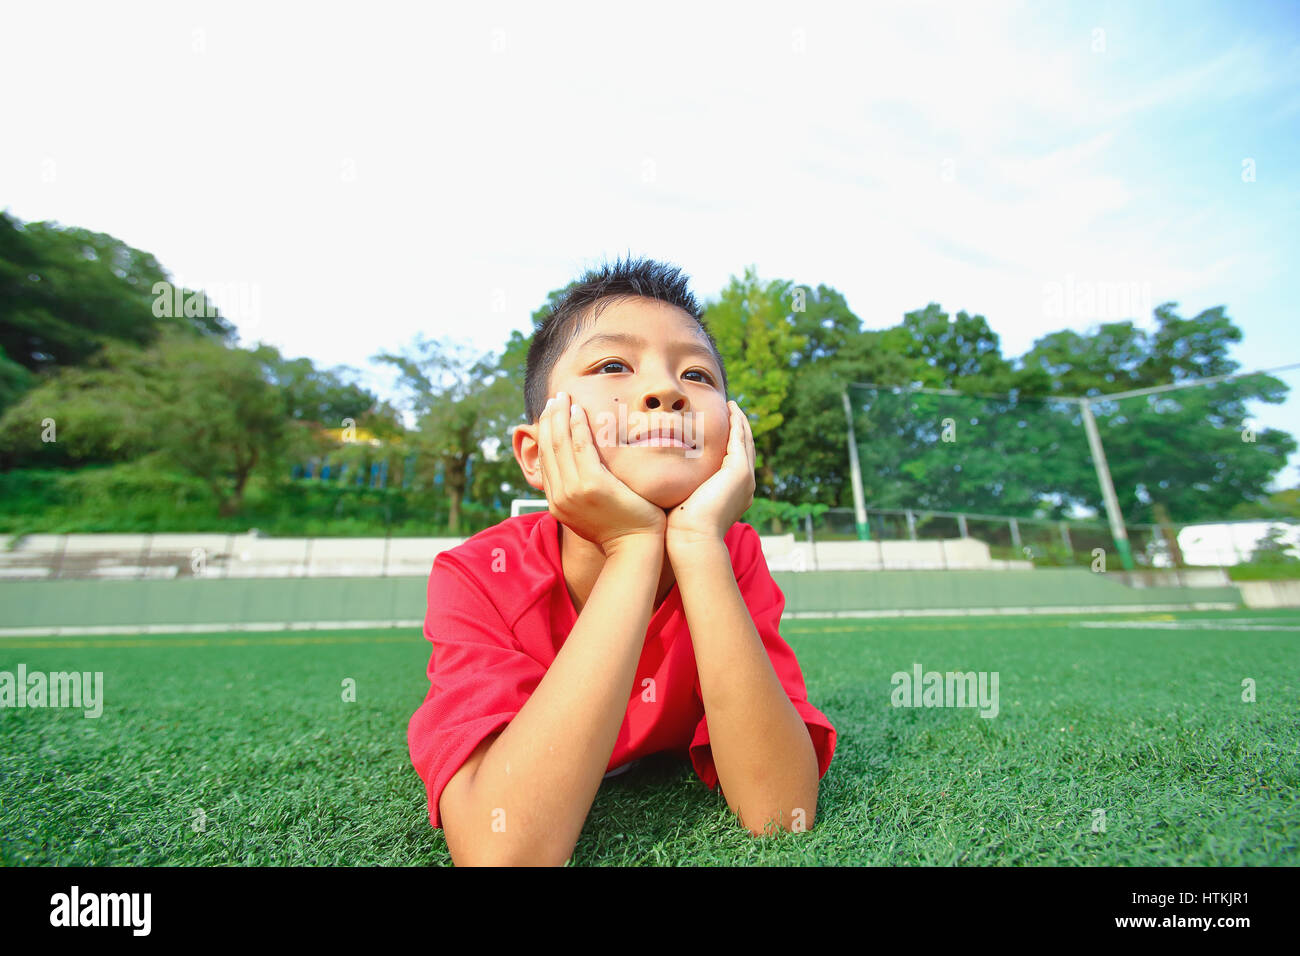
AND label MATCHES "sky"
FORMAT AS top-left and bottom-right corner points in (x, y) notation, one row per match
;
(3, 0), (1299, 490)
